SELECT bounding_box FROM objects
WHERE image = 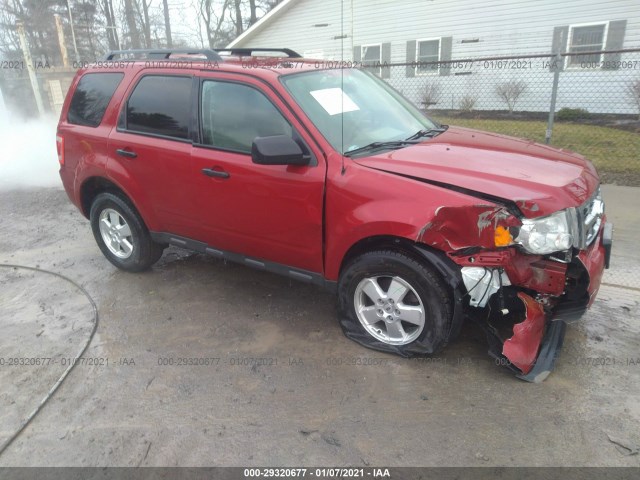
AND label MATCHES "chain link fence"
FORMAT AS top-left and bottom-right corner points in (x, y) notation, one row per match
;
(374, 49), (640, 187)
